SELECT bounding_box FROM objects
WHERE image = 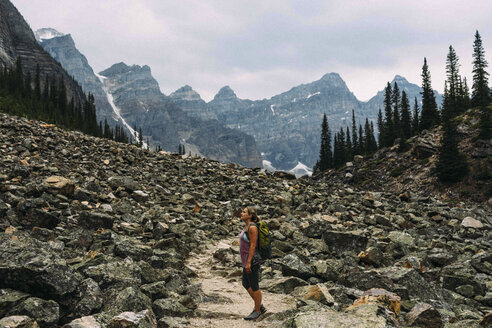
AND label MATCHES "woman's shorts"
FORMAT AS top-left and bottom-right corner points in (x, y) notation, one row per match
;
(242, 264), (260, 292)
